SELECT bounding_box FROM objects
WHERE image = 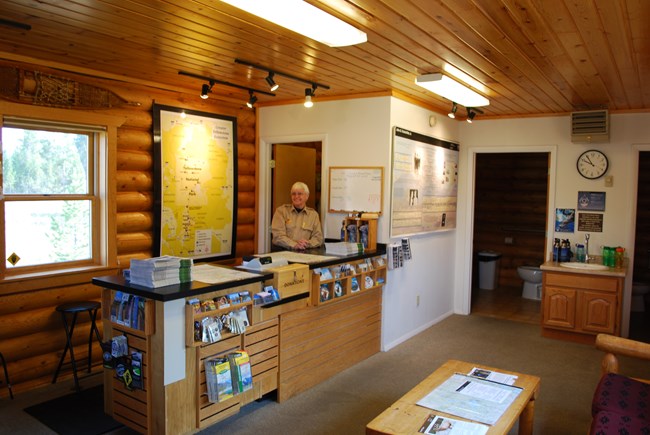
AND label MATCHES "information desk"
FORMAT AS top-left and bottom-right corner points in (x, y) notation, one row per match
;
(366, 359), (540, 435)
(92, 246), (387, 434)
